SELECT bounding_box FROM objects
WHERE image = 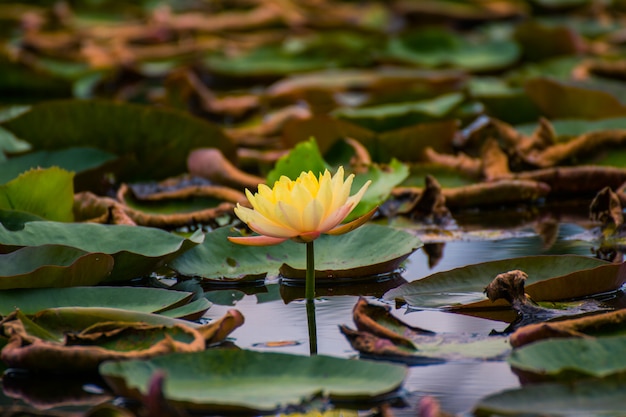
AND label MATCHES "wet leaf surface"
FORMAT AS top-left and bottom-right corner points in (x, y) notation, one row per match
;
(509, 334), (626, 380)
(0, 167), (74, 222)
(474, 376), (626, 417)
(0, 147), (118, 187)
(171, 224), (422, 282)
(383, 255), (616, 309)
(0, 246), (113, 290)
(0, 221), (204, 281)
(0, 286), (200, 317)
(100, 348), (407, 413)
